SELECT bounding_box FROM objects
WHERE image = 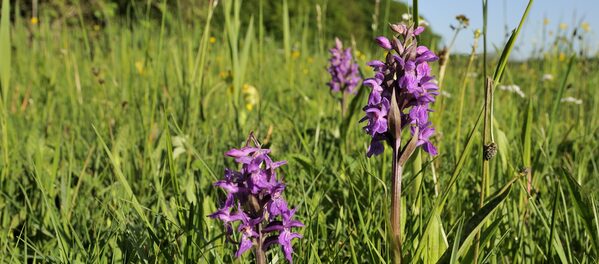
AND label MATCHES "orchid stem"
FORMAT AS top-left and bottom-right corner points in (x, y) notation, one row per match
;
(391, 139), (403, 264)
(255, 246), (266, 264)
(341, 91), (348, 117)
